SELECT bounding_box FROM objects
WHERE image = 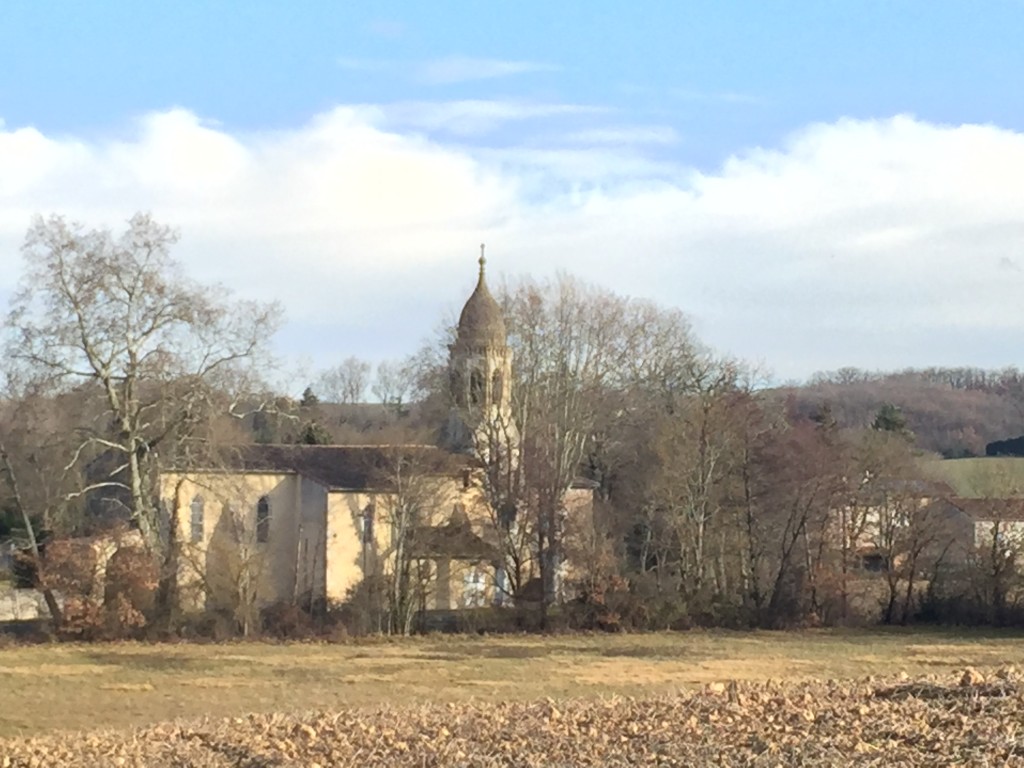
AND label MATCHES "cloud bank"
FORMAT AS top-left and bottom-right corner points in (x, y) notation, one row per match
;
(1, 106), (1023, 383)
